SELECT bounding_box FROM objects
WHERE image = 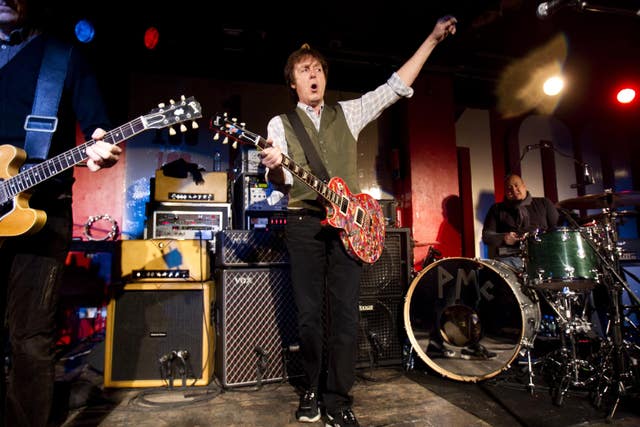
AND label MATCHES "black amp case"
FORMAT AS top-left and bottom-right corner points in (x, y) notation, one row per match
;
(215, 229), (289, 267)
